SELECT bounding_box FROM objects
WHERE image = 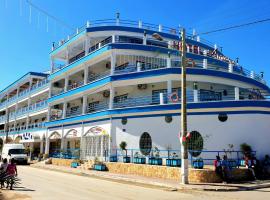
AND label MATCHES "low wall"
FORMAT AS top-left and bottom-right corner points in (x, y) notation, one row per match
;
(51, 158), (252, 183)
(51, 158), (75, 167)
